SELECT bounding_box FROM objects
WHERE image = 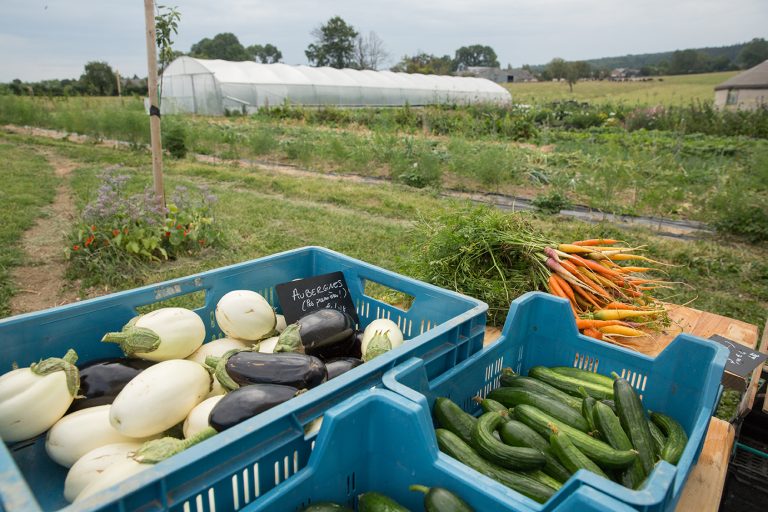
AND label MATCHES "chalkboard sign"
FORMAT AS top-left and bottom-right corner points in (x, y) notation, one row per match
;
(709, 334), (767, 383)
(276, 271), (359, 325)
